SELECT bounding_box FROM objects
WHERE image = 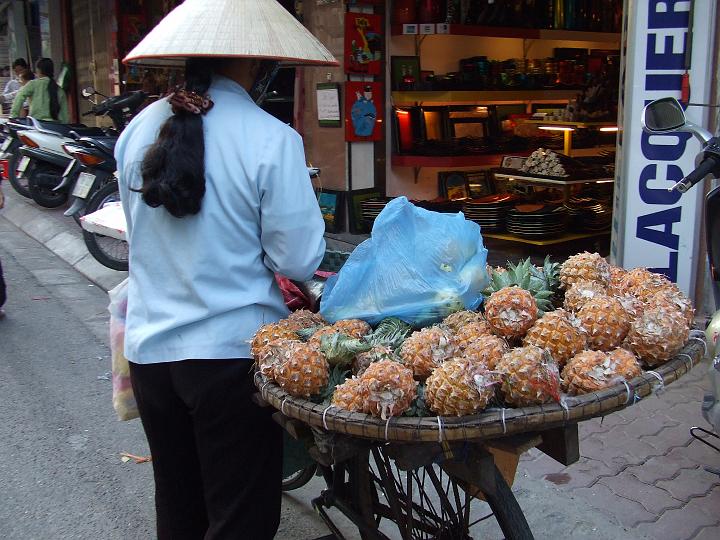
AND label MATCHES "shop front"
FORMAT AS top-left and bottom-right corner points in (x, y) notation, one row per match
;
(297, 0), (718, 312)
